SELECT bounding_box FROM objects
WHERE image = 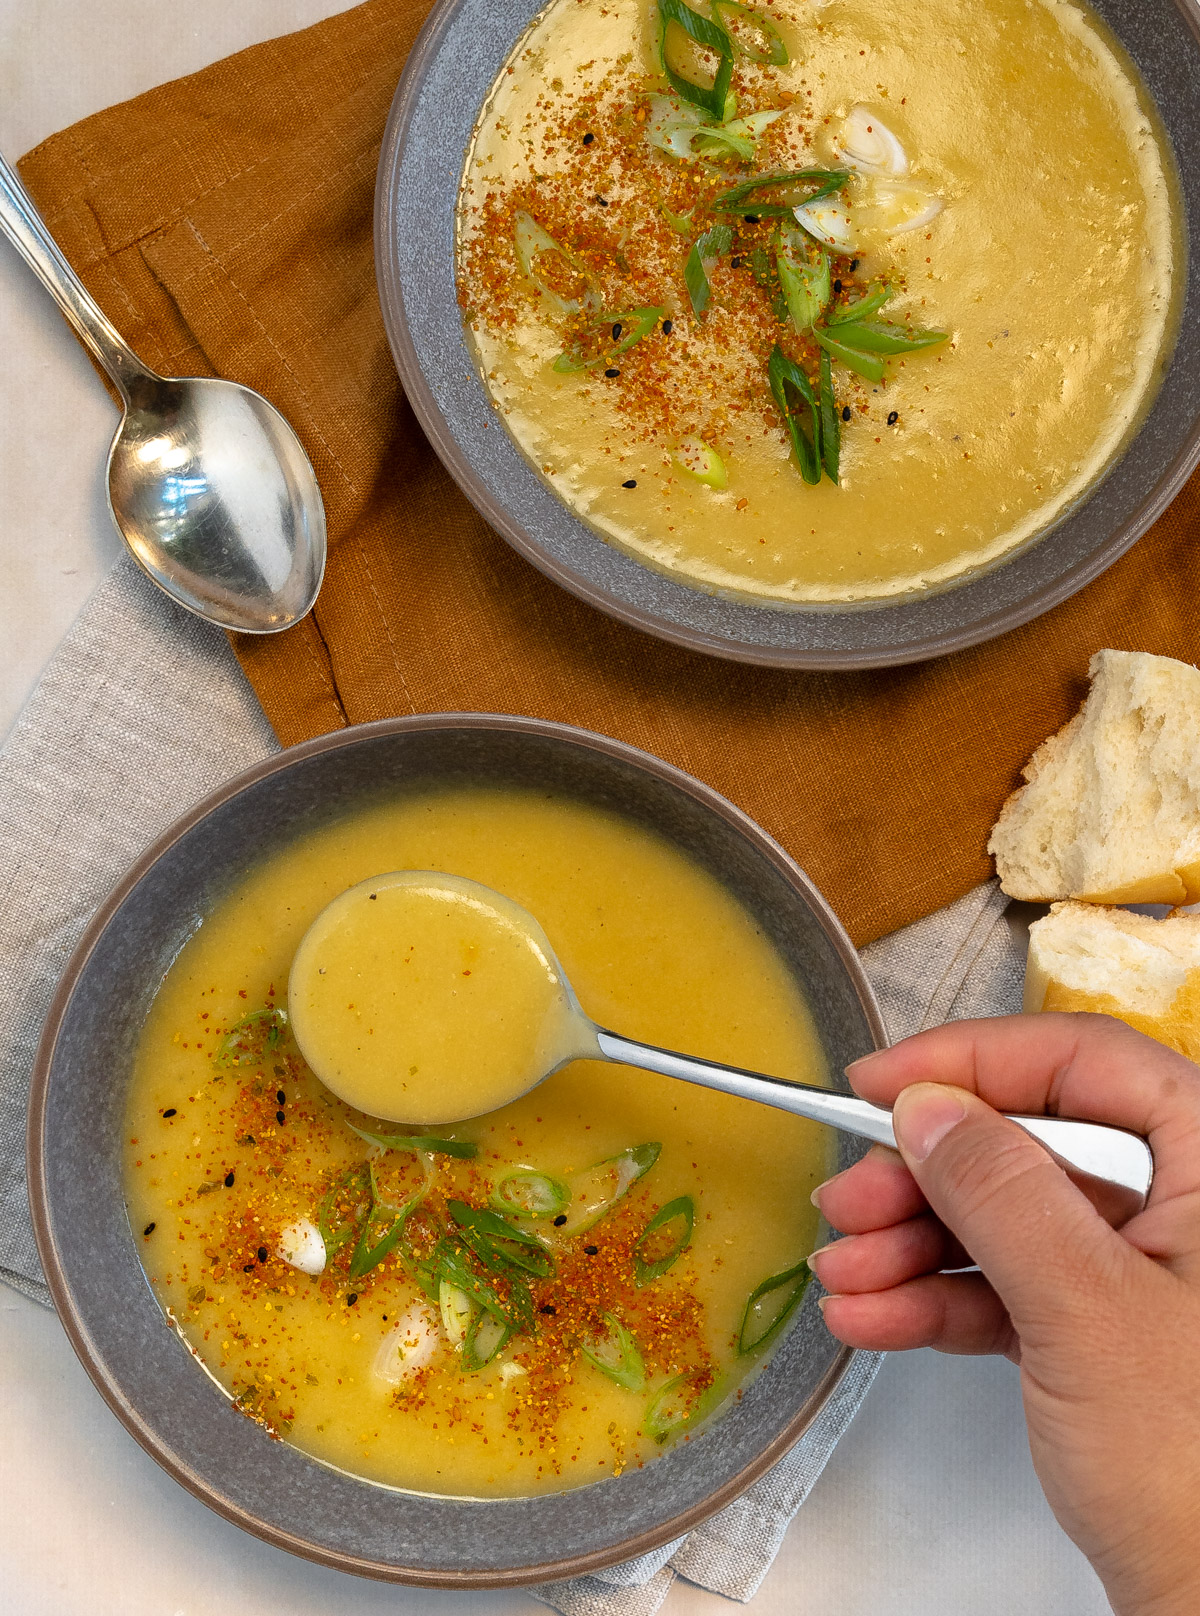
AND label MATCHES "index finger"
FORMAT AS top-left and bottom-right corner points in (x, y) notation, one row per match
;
(847, 1013), (1200, 1208)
